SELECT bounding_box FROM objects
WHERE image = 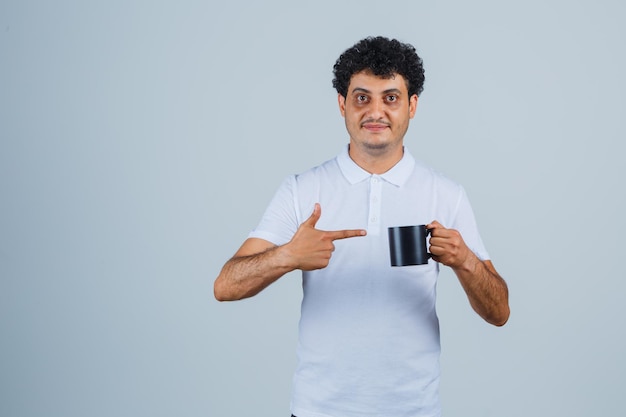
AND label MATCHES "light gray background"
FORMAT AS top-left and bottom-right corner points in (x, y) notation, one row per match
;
(1, 1), (625, 416)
